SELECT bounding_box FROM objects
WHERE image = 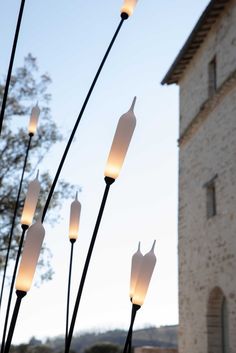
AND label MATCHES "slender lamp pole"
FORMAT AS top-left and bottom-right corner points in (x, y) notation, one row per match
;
(65, 97), (137, 353)
(3, 290), (27, 353)
(3, 218), (45, 353)
(66, 239), (75, 345)
(123, 241), (157, 353)
(65, 176), (115, 353)
(1, 173), (40, 353)
(0, 0), (26, 135)
(123, 304), (141, 353)
(65, 193), (81, 348)
(41, 10), (130, 223)
(0, 105), (40, 314)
